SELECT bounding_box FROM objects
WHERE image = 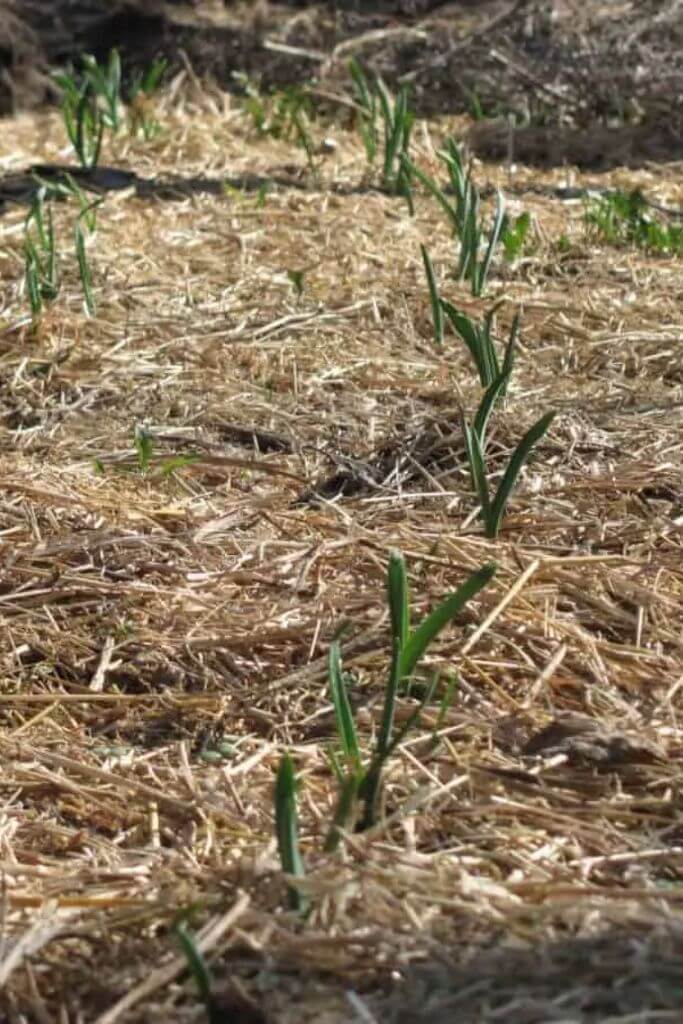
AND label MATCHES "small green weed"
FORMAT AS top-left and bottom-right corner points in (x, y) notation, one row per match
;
(53, 67), (105, 170)
(235, 74), (319, 177)
(501, 211), (532, 262)
(585, 189), (682, 255)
